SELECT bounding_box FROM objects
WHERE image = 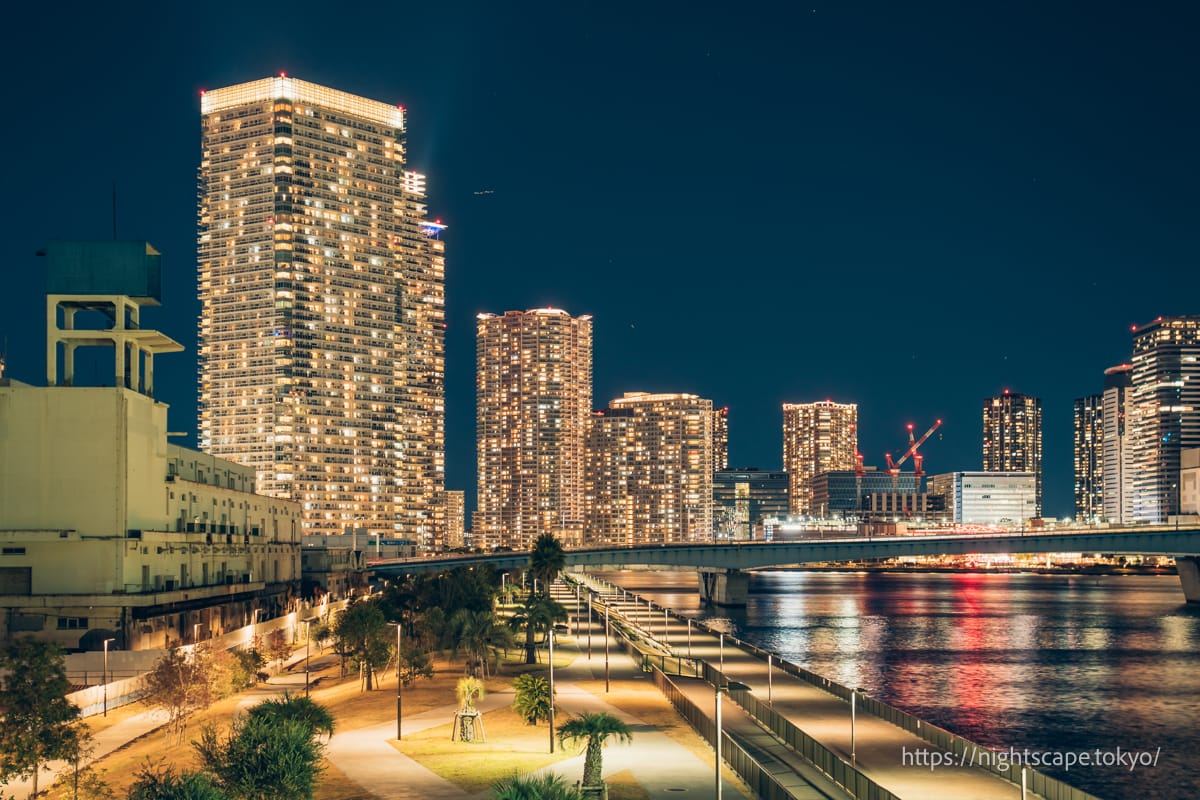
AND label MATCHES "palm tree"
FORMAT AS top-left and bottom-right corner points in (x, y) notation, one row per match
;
(512, 673), (553, 725)
(456, 676), (486, 743)
(490, 772), (583, 800)
(448, 608), (515, 677)
(528, 533), (565, 596)
(508, 594), (567, 665)
(556, 712), (633, 788)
